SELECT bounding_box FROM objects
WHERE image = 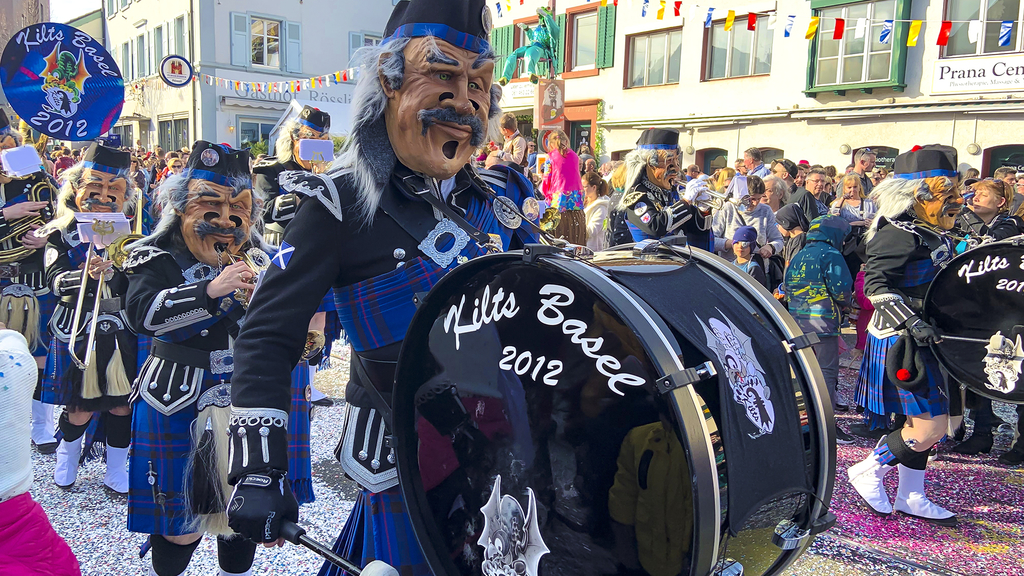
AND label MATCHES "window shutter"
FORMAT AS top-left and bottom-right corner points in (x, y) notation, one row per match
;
(146, 30), (153, 75)
(230, 12), (249, 67)
(555, 14), (567, 74)
(596, 6), (616, 69)
(491, 24), (513, 80)
(285, 22), (302, 73)
(349, 31), (364, 65)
